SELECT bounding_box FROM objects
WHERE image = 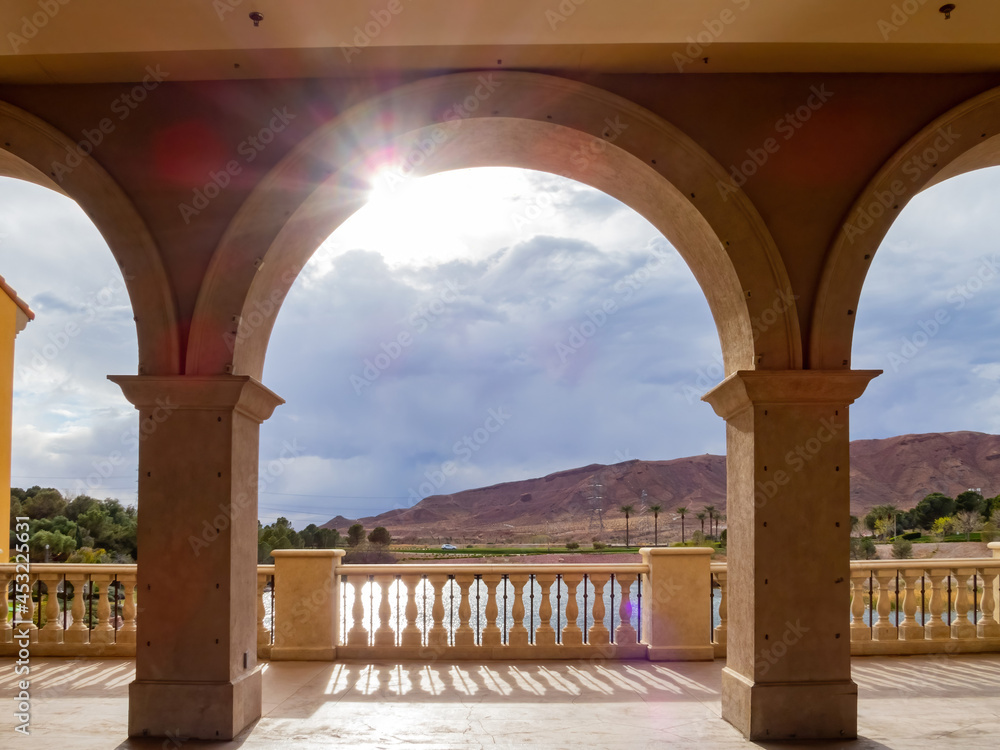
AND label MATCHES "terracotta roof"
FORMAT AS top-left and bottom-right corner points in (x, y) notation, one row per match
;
(0, 274), (35, 321)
